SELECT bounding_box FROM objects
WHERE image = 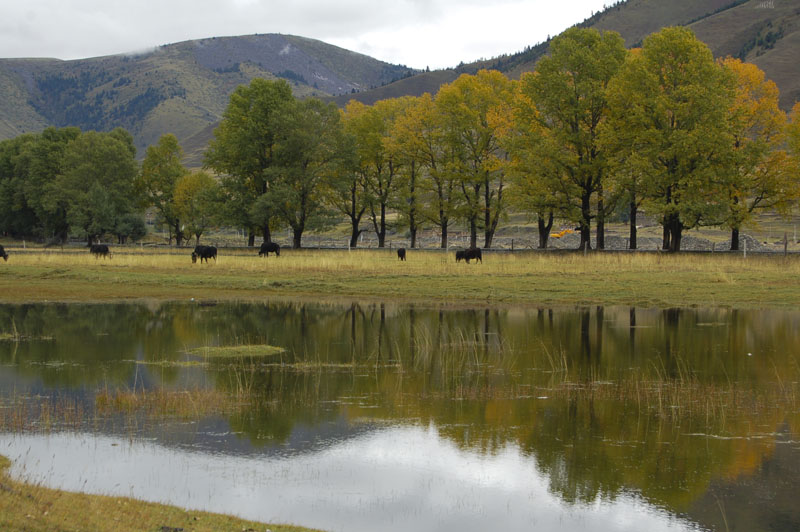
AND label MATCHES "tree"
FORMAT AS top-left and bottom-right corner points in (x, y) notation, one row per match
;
(345, 99), (404, 248)
(393, 93), (459, 249)
(0, 127), (80, 240)
(435, 70), (514, 248)
(388, 96), (425, 248)
(524, 27), (627, 250)
(204, 78), (295, 245)
(604, 28), (735, 252)
(501, 81), (561, 249)
(268, 97), (342, 249)
(173, 171), (220, 245)
(137, 134), (188, 245)
(324, 119), (369, 248)
(57, 129), (139, 244)
(719, 58), (794, 250)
